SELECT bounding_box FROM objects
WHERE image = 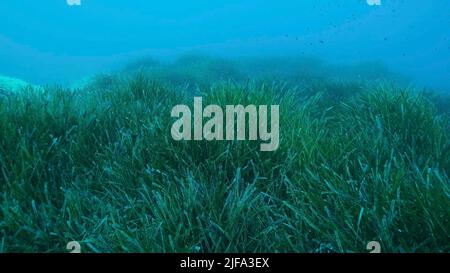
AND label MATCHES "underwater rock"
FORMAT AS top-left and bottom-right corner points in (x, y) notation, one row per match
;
(0, 74), (35, 94)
